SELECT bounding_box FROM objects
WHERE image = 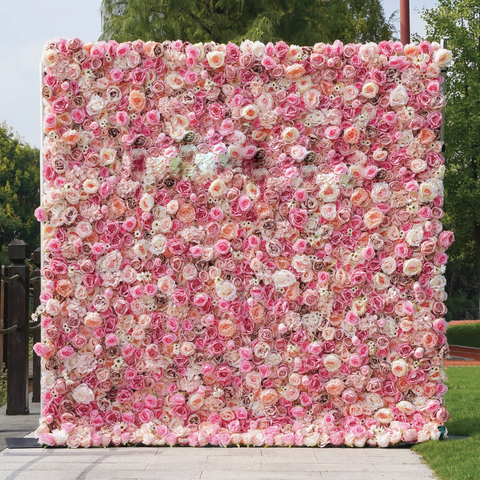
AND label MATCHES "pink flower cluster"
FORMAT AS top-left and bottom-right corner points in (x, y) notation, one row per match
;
(35, 38), (453, 448)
